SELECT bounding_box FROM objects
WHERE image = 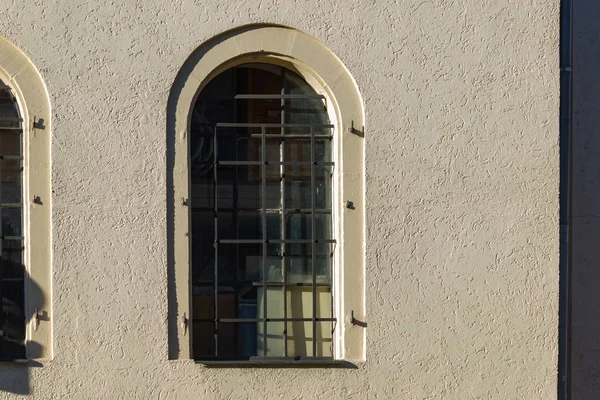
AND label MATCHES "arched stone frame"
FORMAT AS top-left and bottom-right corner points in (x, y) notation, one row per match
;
(0, 36), (52, 360)
(167, 25), (365, 362)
